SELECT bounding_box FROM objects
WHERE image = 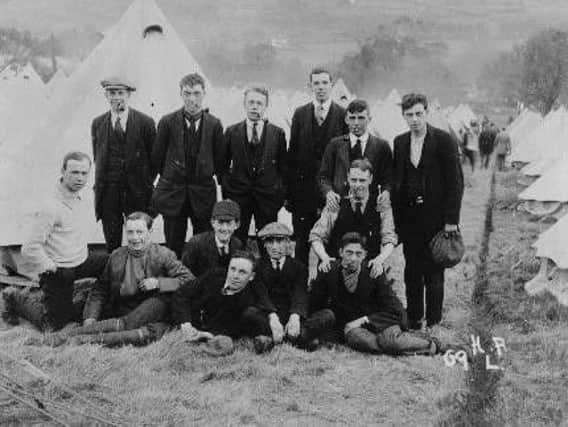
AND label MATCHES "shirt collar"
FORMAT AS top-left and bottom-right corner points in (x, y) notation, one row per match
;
(270, 256), (286, 268)
(348, 193), (369, 210)
(111, 107), (129, 123)
(349, 132), (369, 146)
(56, 180), (81, 202)
(246, 118), (264, 129)
(214, 235), (229, 250)
(313, 98), (332, 112)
